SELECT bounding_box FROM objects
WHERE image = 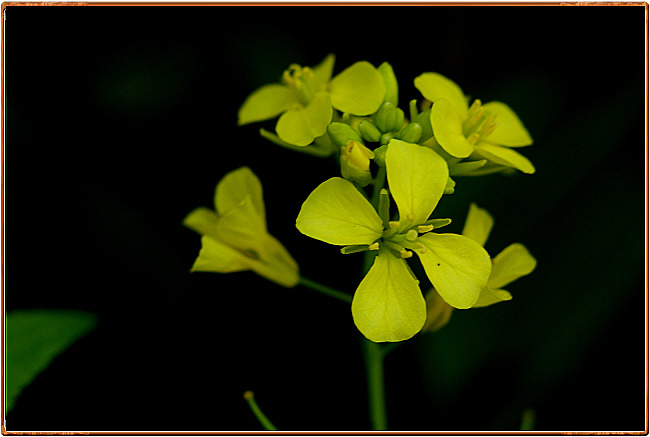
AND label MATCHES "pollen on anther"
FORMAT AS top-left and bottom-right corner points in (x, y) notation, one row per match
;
(417, 243), (427, 254)
(400, 249), (413, 259)
(418, 225), (434, 233)
(368, 242), (380, 251)
(389, 221), (400, 228)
